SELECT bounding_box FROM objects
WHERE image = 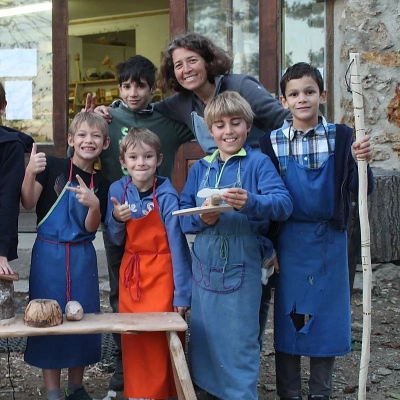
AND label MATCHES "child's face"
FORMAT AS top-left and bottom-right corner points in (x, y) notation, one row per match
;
(68, 121), (109, 162)
(209, 115), (250, 161)
(120, 142), (163, 192)
(119, 78), (153, 111)
(281, 75), (326, 131)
